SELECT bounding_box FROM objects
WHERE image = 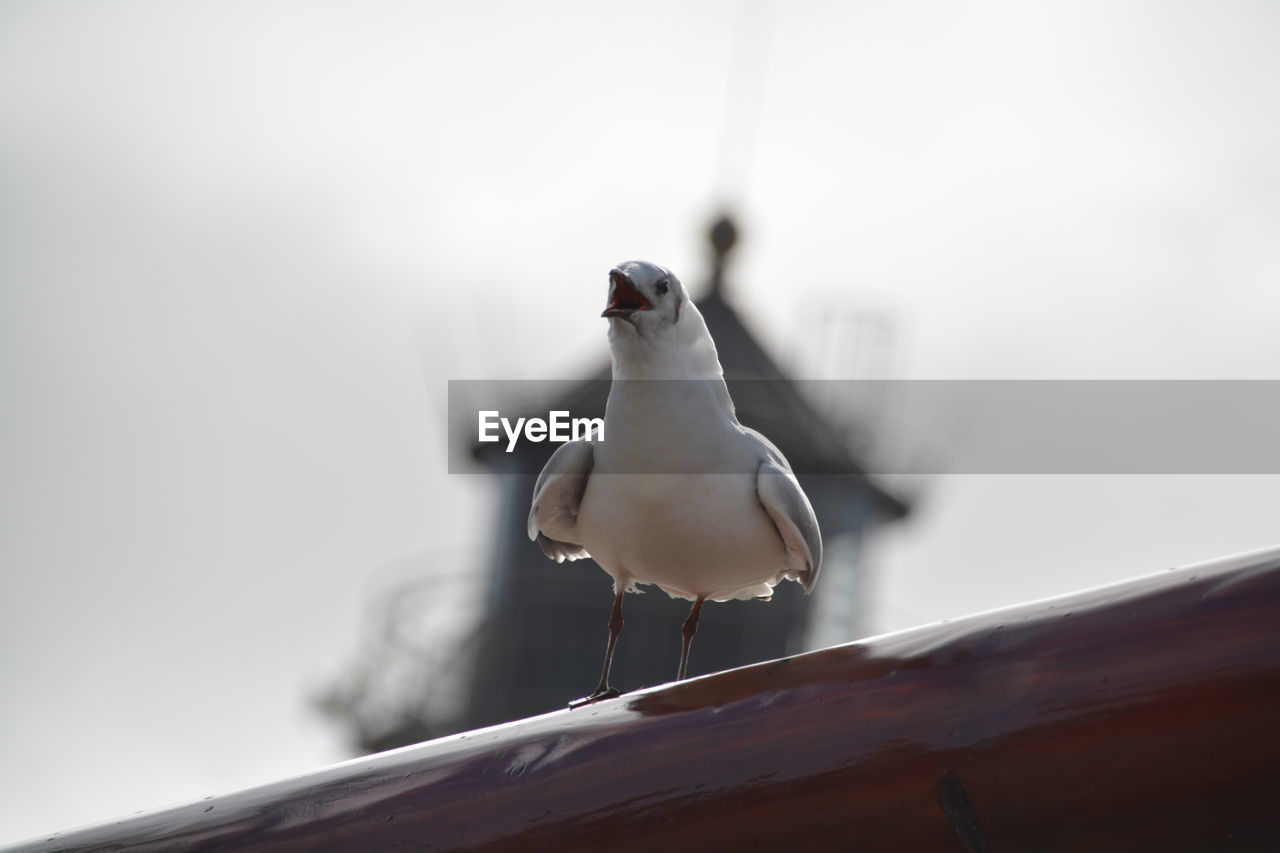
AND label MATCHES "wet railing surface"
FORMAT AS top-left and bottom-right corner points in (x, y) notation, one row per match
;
(9, 547), (1280, 852)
